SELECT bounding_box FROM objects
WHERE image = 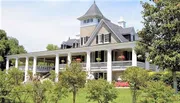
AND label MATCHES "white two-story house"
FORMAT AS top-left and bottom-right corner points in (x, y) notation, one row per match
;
(6, 2), (157, 83)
